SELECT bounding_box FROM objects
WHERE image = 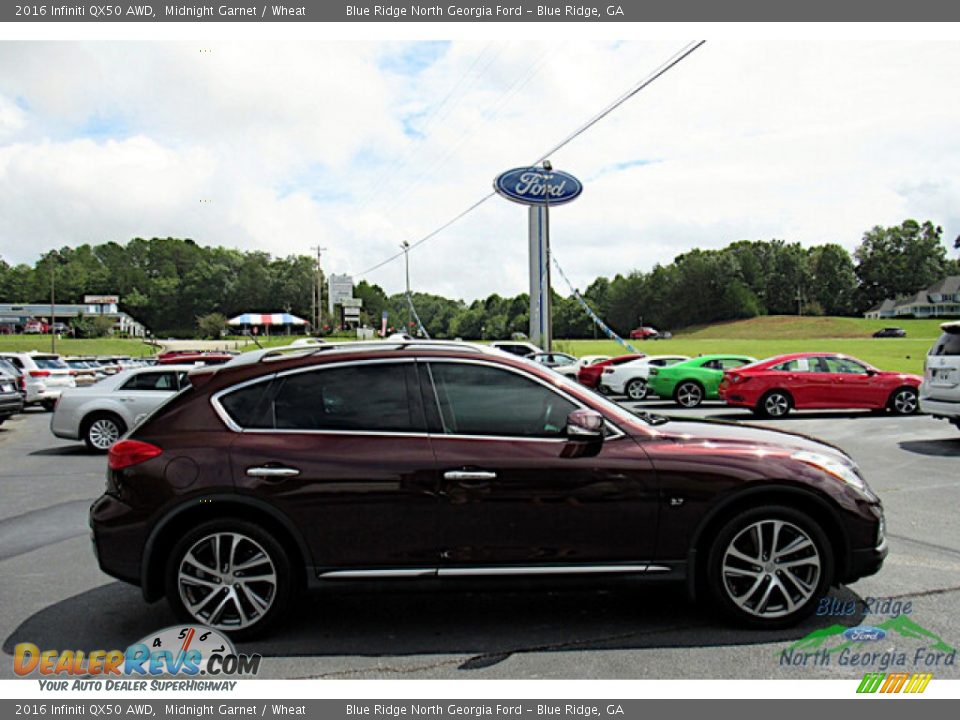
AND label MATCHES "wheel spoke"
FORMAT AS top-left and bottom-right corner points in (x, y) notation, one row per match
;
(776, 536), (813, 558)
(725, 545), (761, 566)
(179, 573), (219, 589)
(183, 550), (216, 575)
